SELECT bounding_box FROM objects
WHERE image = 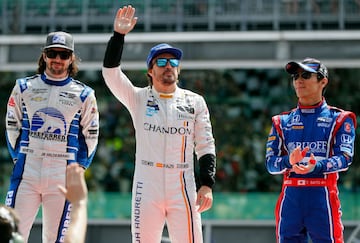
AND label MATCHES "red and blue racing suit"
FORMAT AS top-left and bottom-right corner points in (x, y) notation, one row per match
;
(265, 99), (356, 243)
